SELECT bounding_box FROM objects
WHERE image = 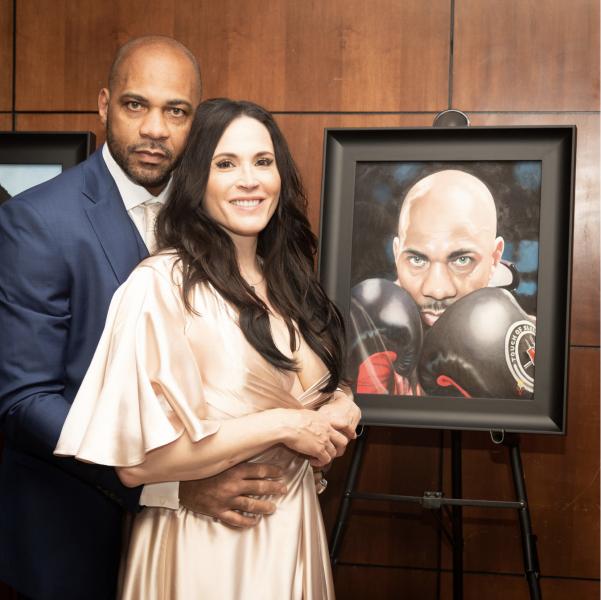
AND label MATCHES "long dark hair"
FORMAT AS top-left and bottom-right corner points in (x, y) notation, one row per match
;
(156, 98), (346, 392)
